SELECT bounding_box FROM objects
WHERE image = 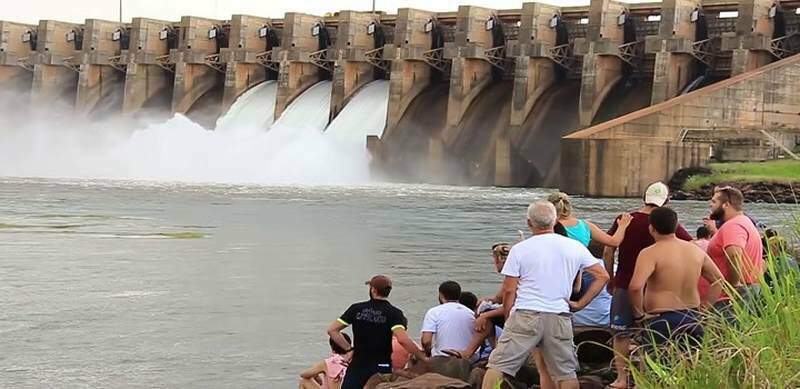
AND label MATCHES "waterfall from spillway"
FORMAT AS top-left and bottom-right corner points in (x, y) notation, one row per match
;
(325, 80), (389, 146)
(215, 81), (278, 131)
(0, 79), (390, 185)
